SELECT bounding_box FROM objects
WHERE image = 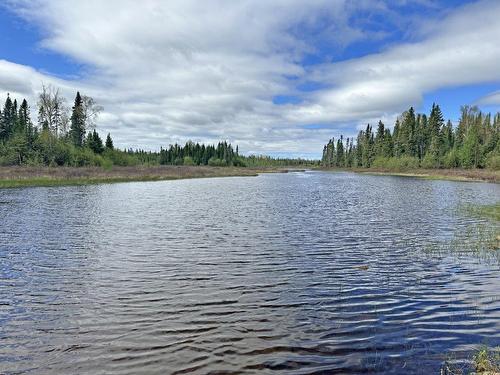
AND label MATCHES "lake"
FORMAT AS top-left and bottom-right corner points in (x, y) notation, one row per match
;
(1, 171), (499, 374)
